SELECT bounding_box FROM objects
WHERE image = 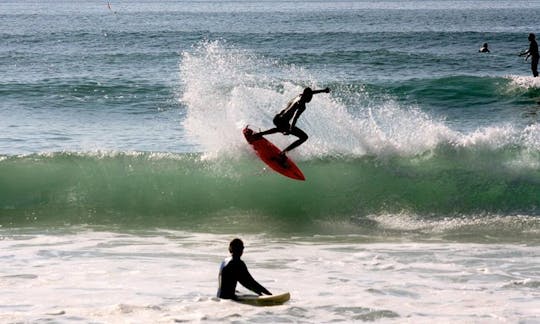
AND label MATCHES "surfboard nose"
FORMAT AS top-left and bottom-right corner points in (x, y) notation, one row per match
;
(243, 126), (305, 181)
(243, 127), (258, 143)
